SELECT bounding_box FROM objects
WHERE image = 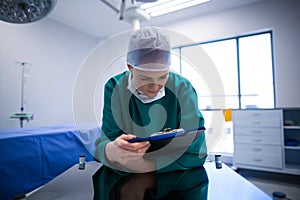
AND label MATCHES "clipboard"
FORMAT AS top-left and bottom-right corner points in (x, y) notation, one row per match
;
(128, 127), (205, 152)
(128, 127), (206, 143)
